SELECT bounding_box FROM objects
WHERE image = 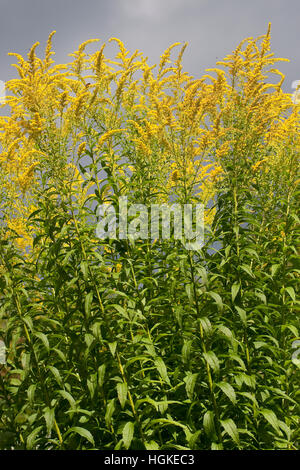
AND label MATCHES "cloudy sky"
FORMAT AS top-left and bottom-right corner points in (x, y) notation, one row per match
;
(0, 0), (299, 95)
